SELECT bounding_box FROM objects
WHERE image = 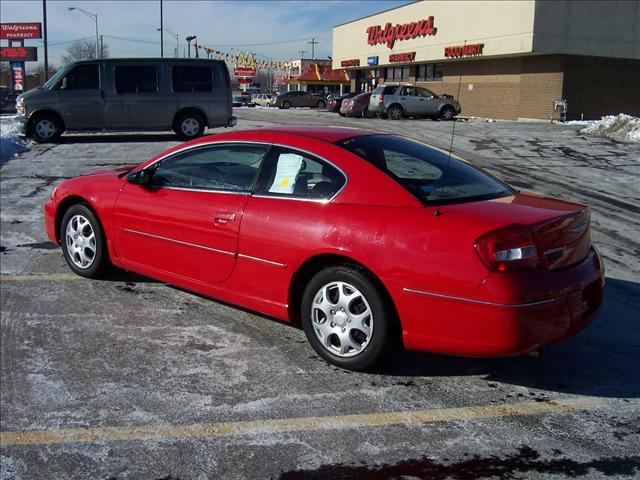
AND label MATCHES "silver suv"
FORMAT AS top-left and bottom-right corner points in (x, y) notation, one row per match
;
(16, 58), (235, 142)
(271, 91), (326, 109)
(369, 84), (461, 120)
